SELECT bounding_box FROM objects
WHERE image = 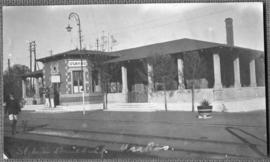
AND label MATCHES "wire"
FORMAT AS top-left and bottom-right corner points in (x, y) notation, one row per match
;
(112, 8), (232, 36)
